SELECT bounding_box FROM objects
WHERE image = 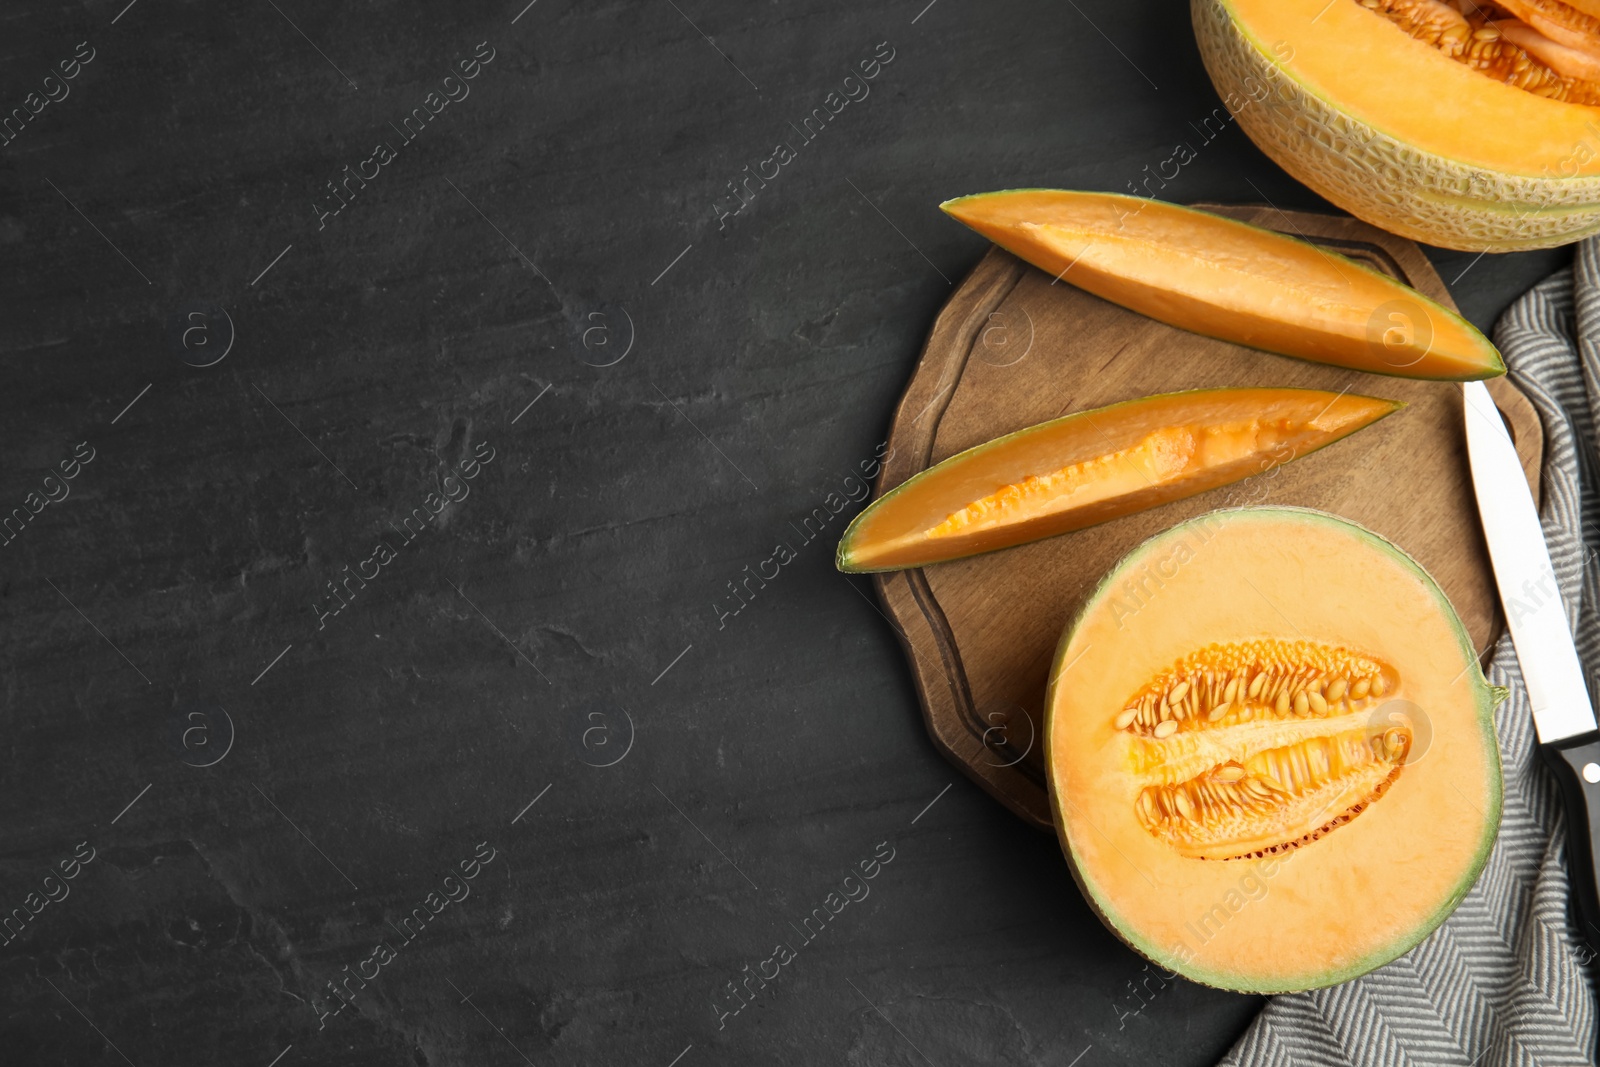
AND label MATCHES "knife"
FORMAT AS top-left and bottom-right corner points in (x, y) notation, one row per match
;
(1463, 379), (1600, 949)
